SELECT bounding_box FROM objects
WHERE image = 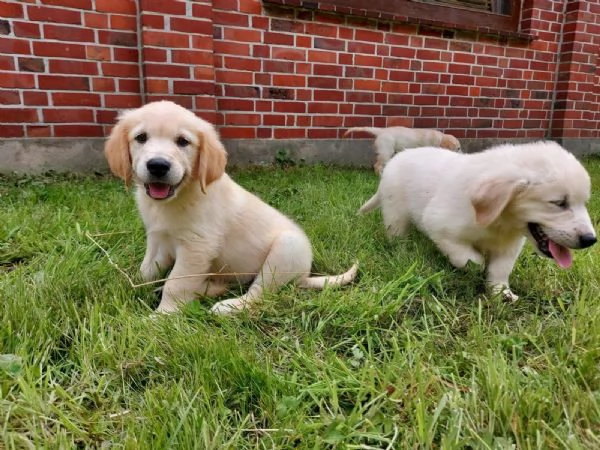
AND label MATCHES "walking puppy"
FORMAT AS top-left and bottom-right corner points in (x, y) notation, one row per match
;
(359, 141), (596, 300)
(105, 101), (357, 314)
(344, 126), (461, 174)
